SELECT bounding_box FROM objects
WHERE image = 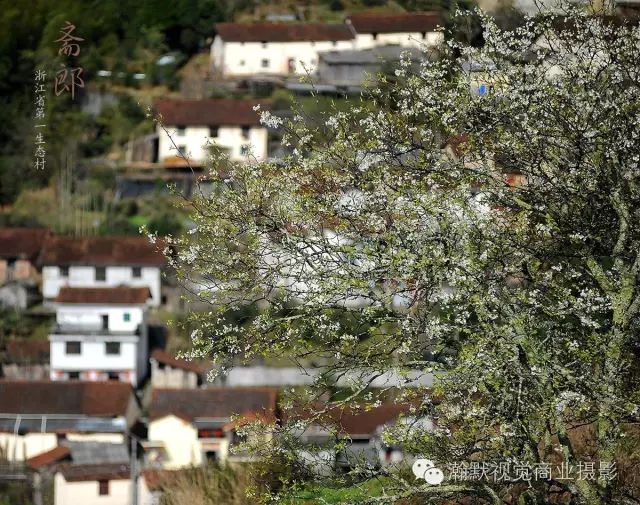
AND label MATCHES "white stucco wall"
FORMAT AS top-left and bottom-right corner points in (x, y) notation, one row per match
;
(147, 415), (201, 469)
(50, 338), (138, 375)
(354, 31), (443, 49)
(212, 38), (355, 76)
(42, 265), (161, 306)
(157, 125), (268, 163)
(54, 473), (130, 505)
(56, 304), (144, 333)
(0, 432), (57, 461)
